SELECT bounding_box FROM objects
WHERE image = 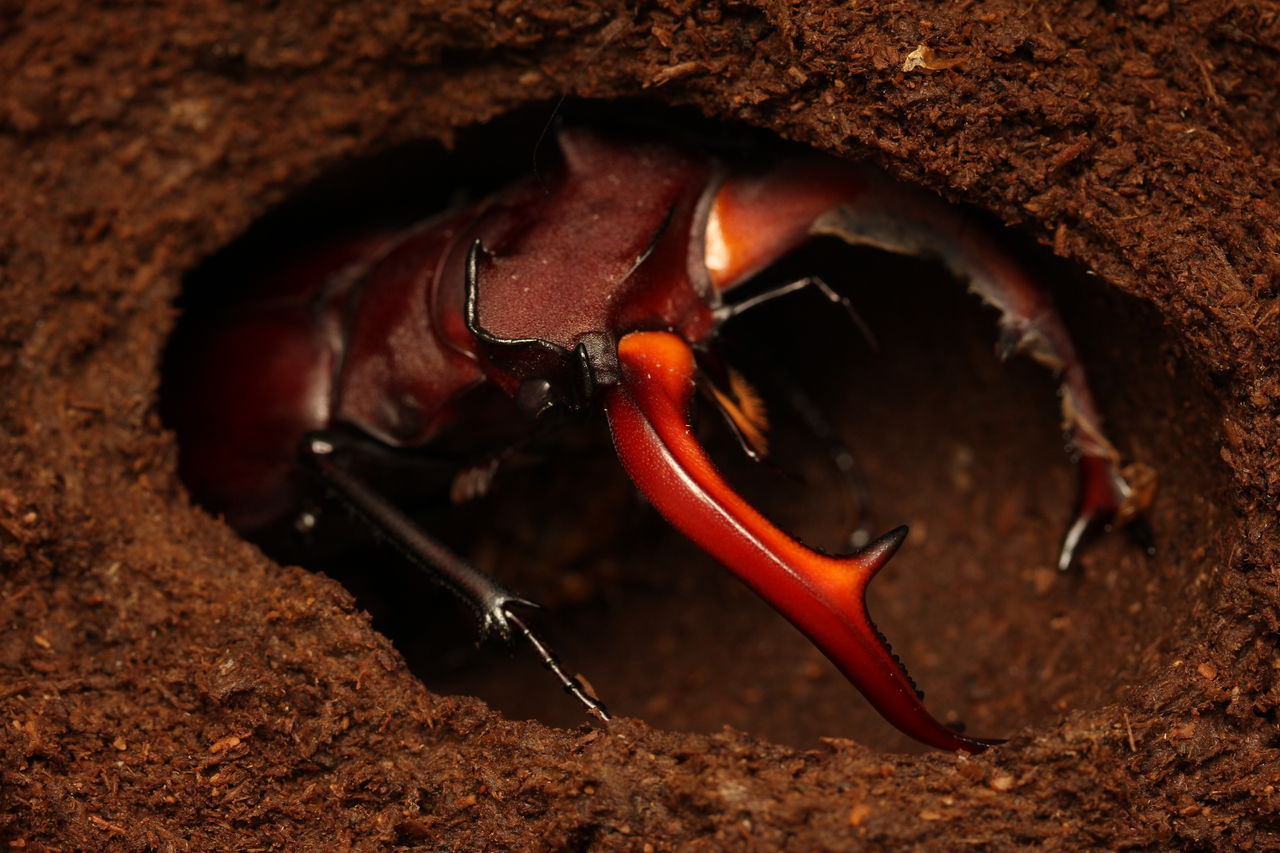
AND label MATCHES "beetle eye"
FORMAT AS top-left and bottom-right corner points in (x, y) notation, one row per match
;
(516, 378), (557, 417)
